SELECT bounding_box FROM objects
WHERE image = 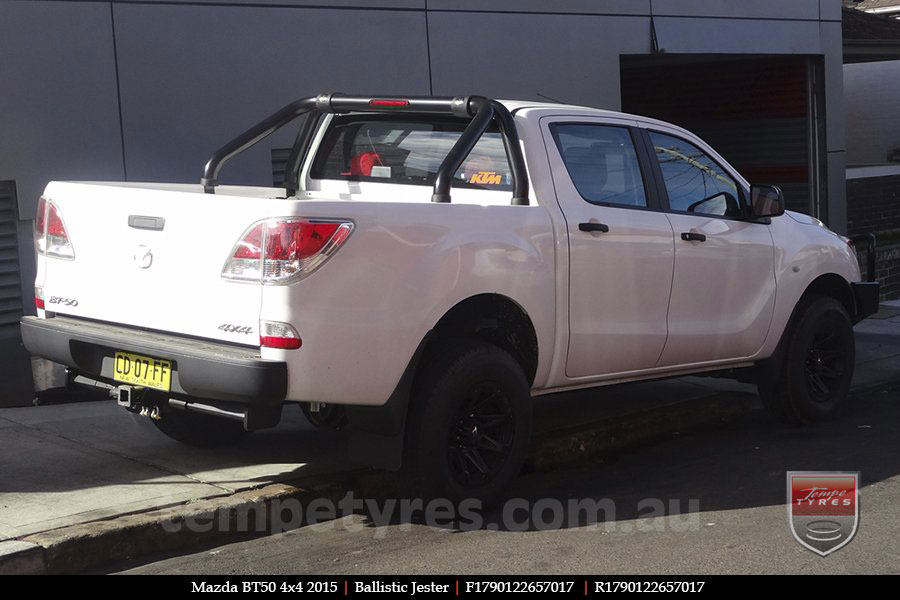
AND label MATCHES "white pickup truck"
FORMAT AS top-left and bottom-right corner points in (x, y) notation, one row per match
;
(21, 94), (879, 503)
